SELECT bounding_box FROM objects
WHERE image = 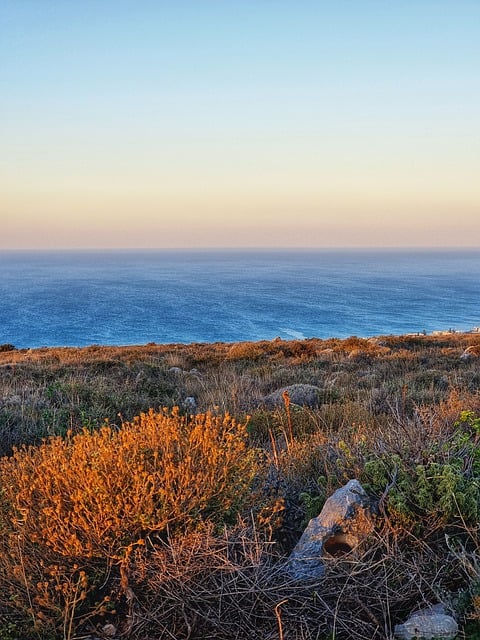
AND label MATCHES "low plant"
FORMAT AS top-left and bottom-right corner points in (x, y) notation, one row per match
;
(362, 410), (480, 532)
(0, 408), (258, 637)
